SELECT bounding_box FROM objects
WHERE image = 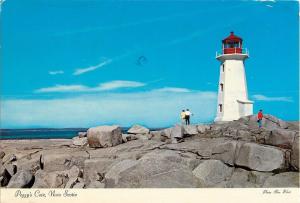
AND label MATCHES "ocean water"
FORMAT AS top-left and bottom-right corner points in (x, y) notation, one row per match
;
(0, 127), (163, 140)
(0, 127), (167, 140)
(0, 128), (89, 140)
